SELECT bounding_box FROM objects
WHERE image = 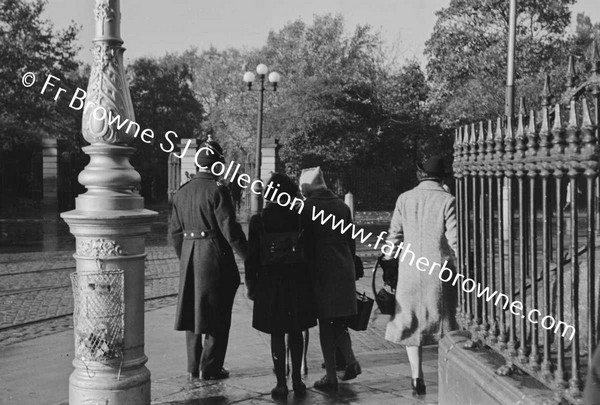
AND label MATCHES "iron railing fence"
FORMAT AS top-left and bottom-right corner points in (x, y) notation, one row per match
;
(453, 54), (600, 404)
